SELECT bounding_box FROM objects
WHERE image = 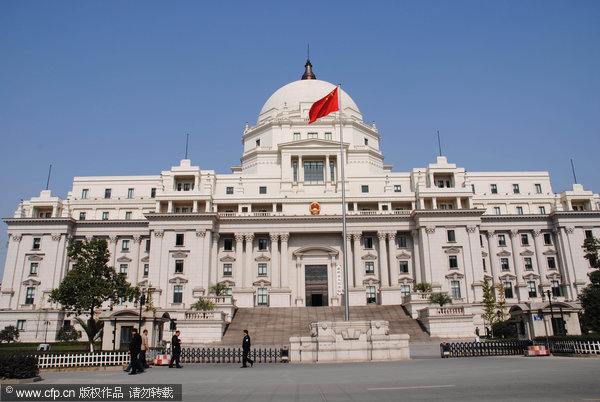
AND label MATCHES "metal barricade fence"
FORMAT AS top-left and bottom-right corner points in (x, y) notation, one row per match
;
(440, 340), (532, 358)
